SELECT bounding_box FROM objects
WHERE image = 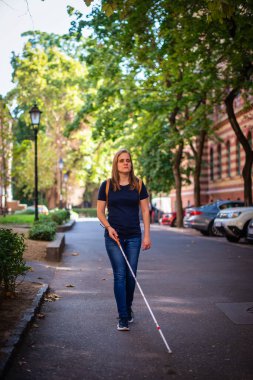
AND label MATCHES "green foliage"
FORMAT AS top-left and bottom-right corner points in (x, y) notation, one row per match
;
(28, 222), (56, 241)
(12, 134), (57, 197)
(0, 97), (13, 199)
(69, 0), (253, 207)
(73, 208), (97, 217)
(0, 214), (34, 224)
(8, 31), (114, 205)
(8, 31), (92, 204)
(15, 209), (35, 215)
(0, 228), (30, 293)
(28, 209), (70, 240)
(49, 210), (70, 225)
(39, 209), (70, 225)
